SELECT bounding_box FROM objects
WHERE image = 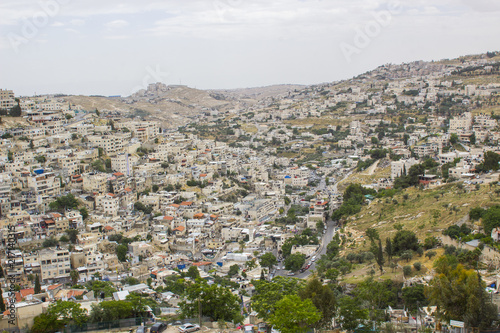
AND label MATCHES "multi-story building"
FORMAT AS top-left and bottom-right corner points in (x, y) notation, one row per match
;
(58, 156), (80, 177)
(110, 153), (138, 177)
(95, 193), (119, 216)
(26, 171), (61, 207)
(391, 158), (420, 180)
(39, 247), (71, 283)
(449, 112), (472, 134)
(0, 89), (15, 110)
(0, 172), (12, 215)
(87, 134), (124, 154)
(82, 173), (108, 193)
(4, 249), (23, 283)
